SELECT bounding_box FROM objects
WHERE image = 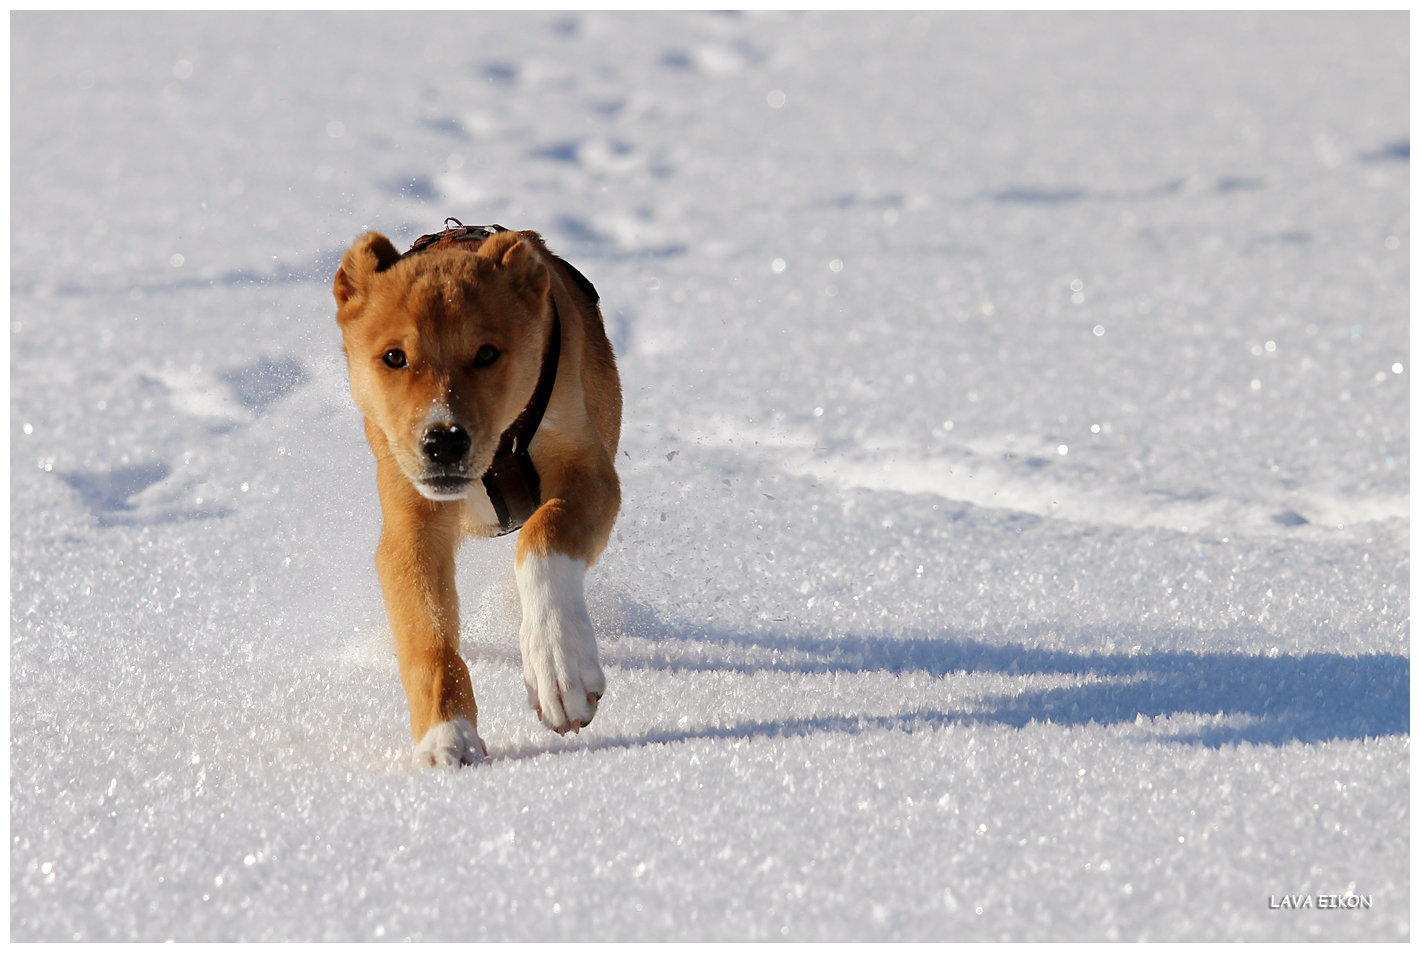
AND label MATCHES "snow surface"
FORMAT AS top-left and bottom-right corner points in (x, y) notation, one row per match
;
(10, 11), (1409, 942)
